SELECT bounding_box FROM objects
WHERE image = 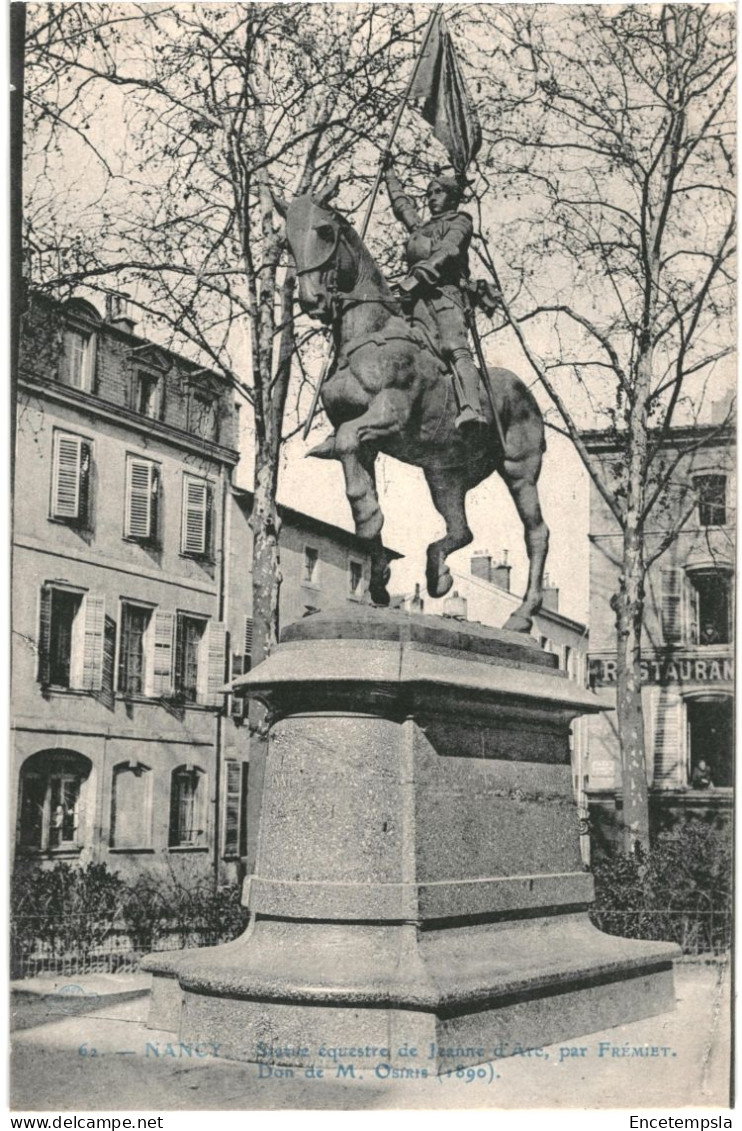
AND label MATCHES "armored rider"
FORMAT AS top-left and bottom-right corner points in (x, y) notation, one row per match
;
(384, 159), (488, 432)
